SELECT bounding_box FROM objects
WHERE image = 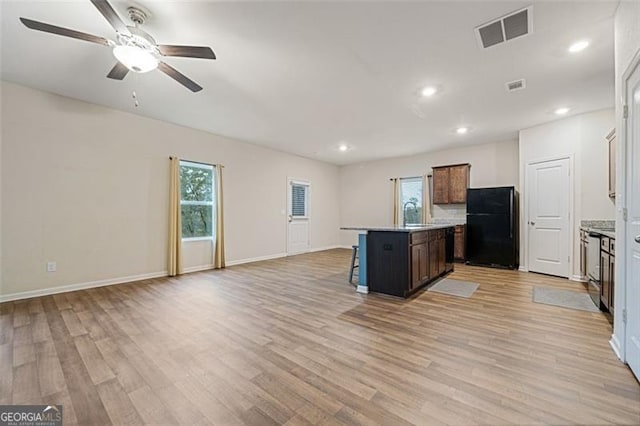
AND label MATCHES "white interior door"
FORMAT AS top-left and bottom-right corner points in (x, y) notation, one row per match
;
(287, 180), (310, 255)
(624, 60), (640, 381)
(527, 158), (571, 277)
